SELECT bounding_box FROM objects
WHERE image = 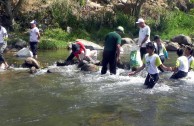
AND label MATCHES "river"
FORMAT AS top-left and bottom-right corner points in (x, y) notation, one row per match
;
(0, 50), (194, 126)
